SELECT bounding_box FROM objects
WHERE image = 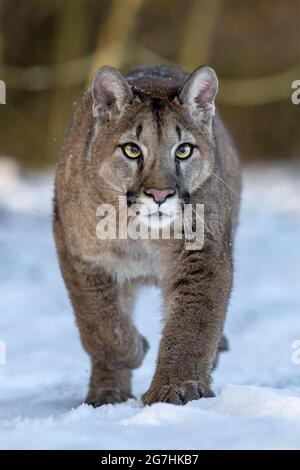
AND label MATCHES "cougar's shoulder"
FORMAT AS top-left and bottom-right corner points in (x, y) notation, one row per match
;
(55, 91), (93, 205)
(213, 111), (241, 232)
(53, 91), (97, 258)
